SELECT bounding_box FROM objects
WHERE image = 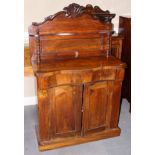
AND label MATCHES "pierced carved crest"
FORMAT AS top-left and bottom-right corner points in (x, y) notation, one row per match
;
(91, 6), (115, 23)
(32, 3), (115, 26)
(63, 3), (85, 18)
